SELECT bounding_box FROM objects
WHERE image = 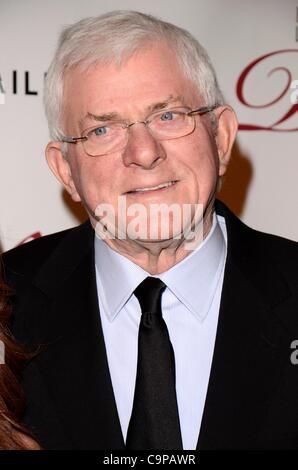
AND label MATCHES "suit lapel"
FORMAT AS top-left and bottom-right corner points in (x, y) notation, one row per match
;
(27, 222), (125, 449)
(197, 202), (293, 449)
